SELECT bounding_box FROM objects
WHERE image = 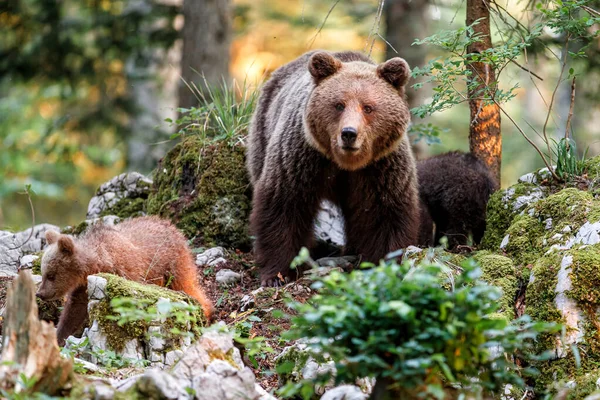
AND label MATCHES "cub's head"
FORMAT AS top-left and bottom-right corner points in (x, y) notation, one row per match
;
(305, 51), (411, 171)
(36, 230), (85, 301)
